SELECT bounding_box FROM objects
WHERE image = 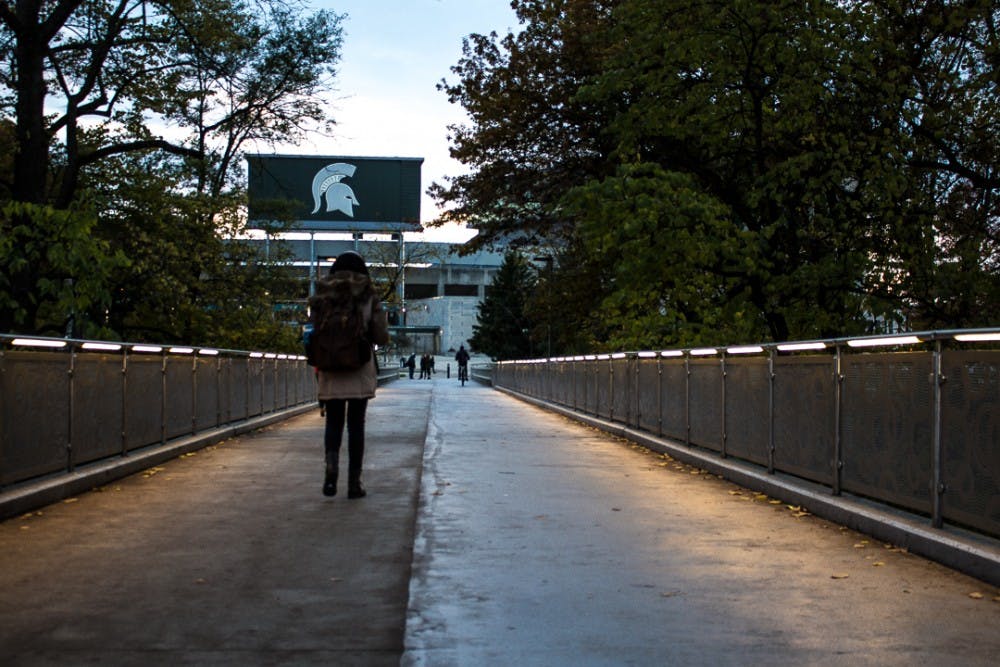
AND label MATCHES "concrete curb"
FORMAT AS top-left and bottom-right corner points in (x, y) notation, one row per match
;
(0, 403), (316, 522)
(498, 387), (1000, 587)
